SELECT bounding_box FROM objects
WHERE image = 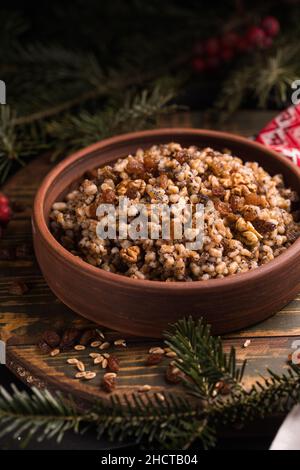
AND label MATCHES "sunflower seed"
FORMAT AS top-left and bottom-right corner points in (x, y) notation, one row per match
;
(74, 344), (86, 351)
(50, 348), (60, 357)
(138, 384), (151, 392)
(76, 361), (85, 372)
(91, 341), (102, 348)
(75, 371), (86, 379)
(94, 356), (104, 364)
(243, 339), (251, 348)
(99, 342), (110, 350)
(84, 371), (96, 380)
(102, 358), (108, 368)
(67, 358), (79, 365)
(114, 339), (126, 347)
(89, 352), (101, 359)
(149, 347), (164, 355)
(166, 351), (177, 358)
(103, 372), (117, 379)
